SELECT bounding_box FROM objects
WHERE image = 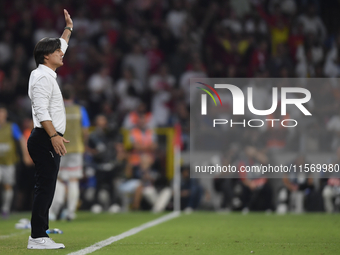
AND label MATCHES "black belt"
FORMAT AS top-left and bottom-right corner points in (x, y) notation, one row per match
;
(34, 127), (64, 137)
